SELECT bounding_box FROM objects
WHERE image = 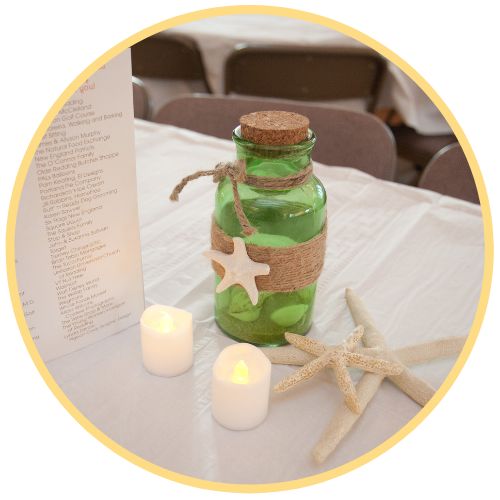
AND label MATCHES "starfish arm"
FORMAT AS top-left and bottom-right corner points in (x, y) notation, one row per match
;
(232, 237), (247, 255)
(238, 276), (260, 305)
(313, 372), (384, 464)
(345, 288), (386, 348)
(393, 336), (466, 366)
(260, 345), (314, 366)
(203, 249), (231, 267)
(346, 352), (403, 376)
(274, 352), (331, 393)
(284, 332), (328, 357)
(344, 325), (364, 350)
(354, 346), (383, 356)
(254, 262), (271, 276)
(263, 345), (386, 367)
(215, 272), (235, 294)
(388, 368), (436, 406)
(329, 355), (361, 414)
